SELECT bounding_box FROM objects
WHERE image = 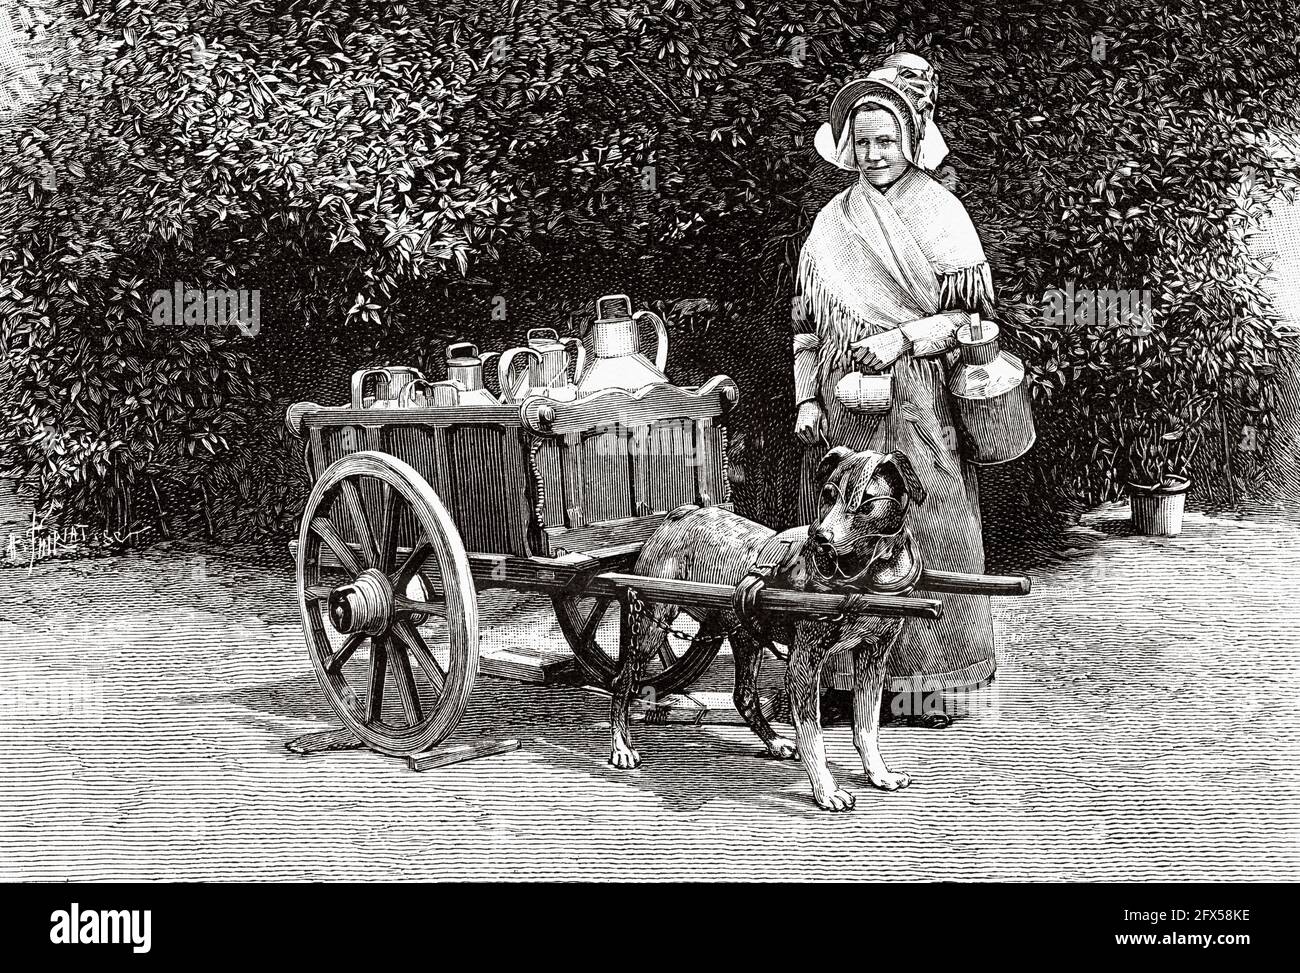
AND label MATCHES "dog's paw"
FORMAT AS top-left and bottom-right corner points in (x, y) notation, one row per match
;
(766, 737), (798, 760)
(814, 788), (857, 812)
(868, 770), (912, 791)
(609, 742), (641, 770)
